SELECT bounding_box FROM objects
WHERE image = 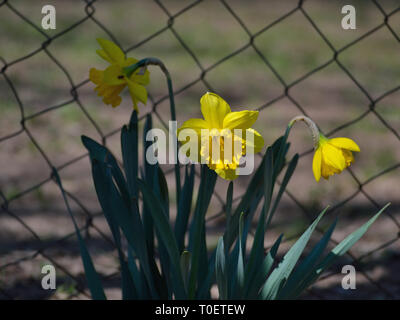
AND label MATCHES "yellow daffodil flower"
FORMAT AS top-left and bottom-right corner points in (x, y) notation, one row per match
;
(289, 116), (360, 182)
(178, 92), (264, 180)
(89, 38), (149, 111)
(313, 134), (360, 182)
